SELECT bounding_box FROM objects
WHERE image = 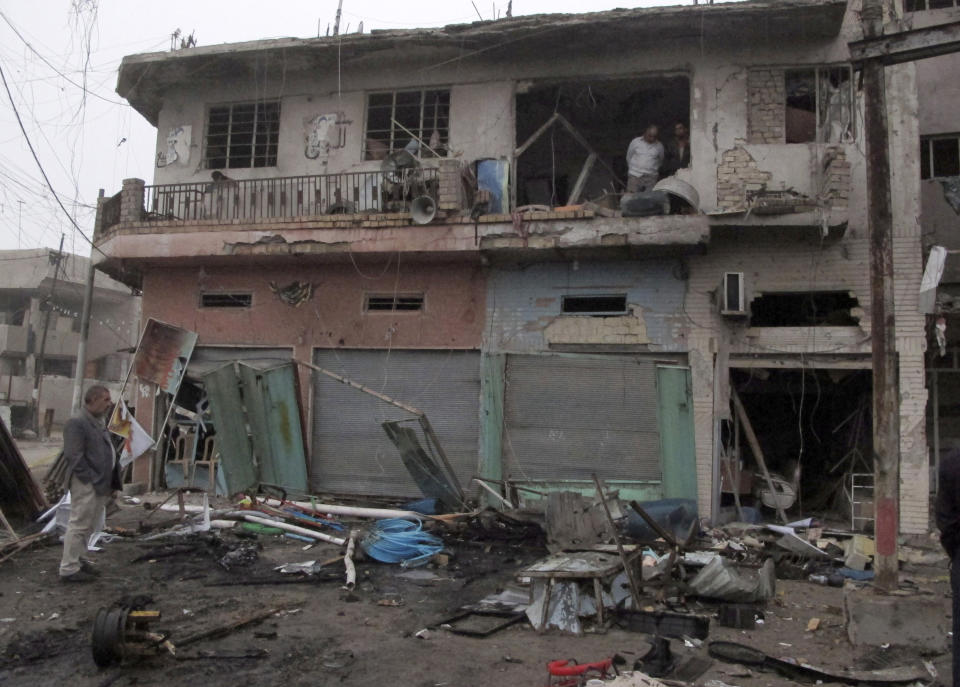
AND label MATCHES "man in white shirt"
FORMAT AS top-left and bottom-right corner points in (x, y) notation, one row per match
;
(626, 125), (664, 193)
